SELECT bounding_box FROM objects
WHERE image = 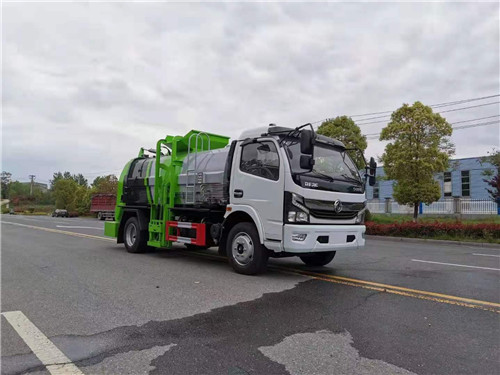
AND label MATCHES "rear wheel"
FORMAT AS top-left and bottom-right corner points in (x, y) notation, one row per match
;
(97, 212), (103, 220)
(227, 222), (268, 275)
(299, 251), (336, 267)
(124, 217), (148, 253)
